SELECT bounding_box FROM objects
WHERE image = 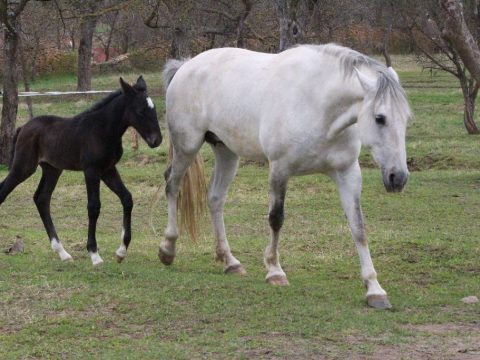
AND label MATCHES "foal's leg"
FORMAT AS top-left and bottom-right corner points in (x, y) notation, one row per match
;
(0, 153), (37, 205)
(333, 162), (391, 309)
(208, 144), (245, 274)
(34, 163), (72, 261)
(159, 148), (199, 265)
(101, 167), (133, 263)
(84, 168), (103, 266)
(264, 162), (289, 286)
